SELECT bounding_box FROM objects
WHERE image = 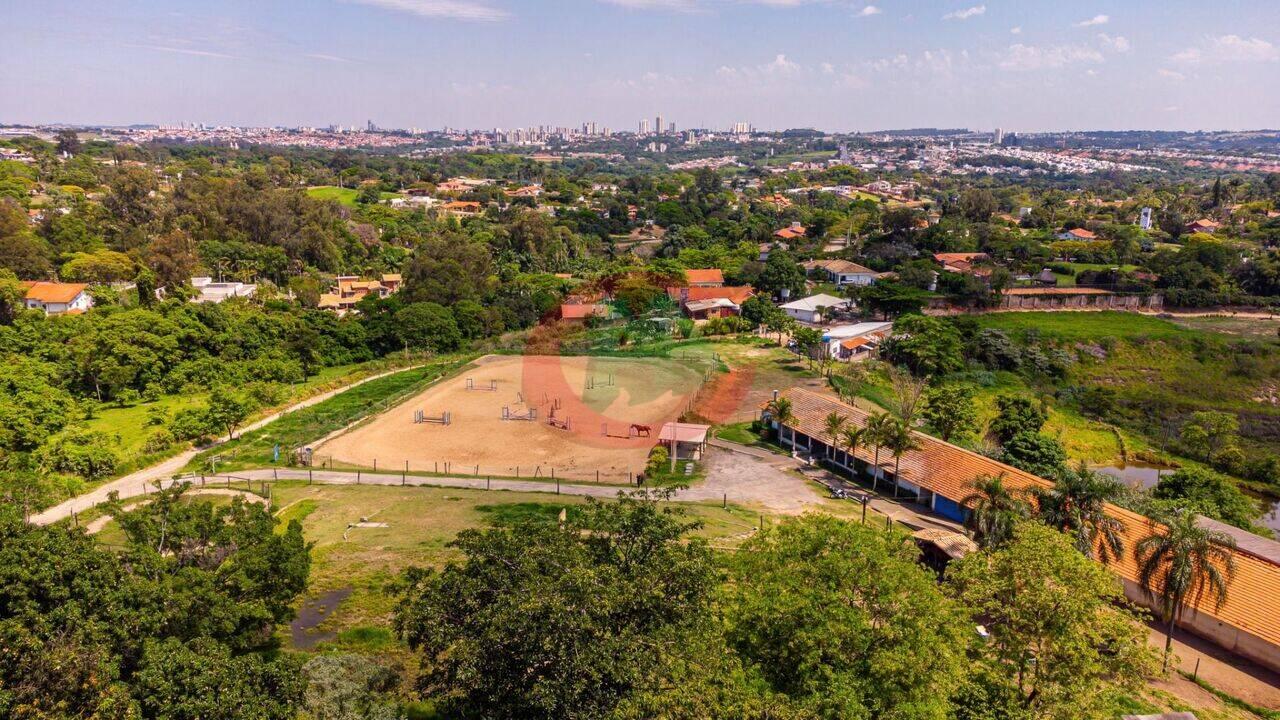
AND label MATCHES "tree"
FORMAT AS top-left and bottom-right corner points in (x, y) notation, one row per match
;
(842, 426), (866, 472)
(134, 267), (158, 308)
(988, 395), (1046, 445)
(958, 188), (997, 222)
(302, 654), (400, 720)
(884, 419), (922, 496)
(394, 302), (462, 353)
(1179, 410), (1239, 461)
(205, 385), (254, 440)
(1033, 463), (1126, 563)
(1000, 431), (1068, 478)
(823, 412), (847, 462)
(880, 314), (964, 377)
(1136, 507), (1237, 670)
(962, 473), (1030, 549)
(853, 281), (929, 319)
(948, 524), (1159, 719)
(133, 637), (305, 720)
(921, 383), (978, 443)
(792, 326), (823, 369)
(1152, 467), (1263, 532)
(766, 397), (795, 450)
(865, 411), (894, 491)
(55, 129), (82, 156)
(755, 249), (806, 299)
(393, 490), (718, 720)
(725, 516), (969, 719)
